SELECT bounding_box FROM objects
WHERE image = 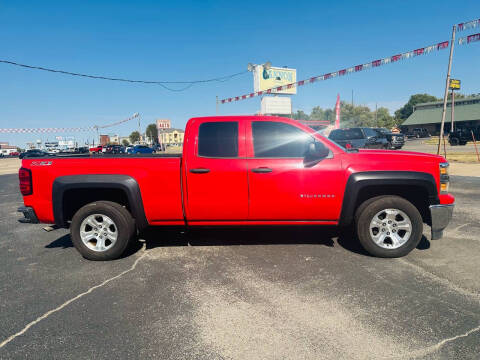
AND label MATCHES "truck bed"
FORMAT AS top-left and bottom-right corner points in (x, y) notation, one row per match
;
(22, 156), (185, 225)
